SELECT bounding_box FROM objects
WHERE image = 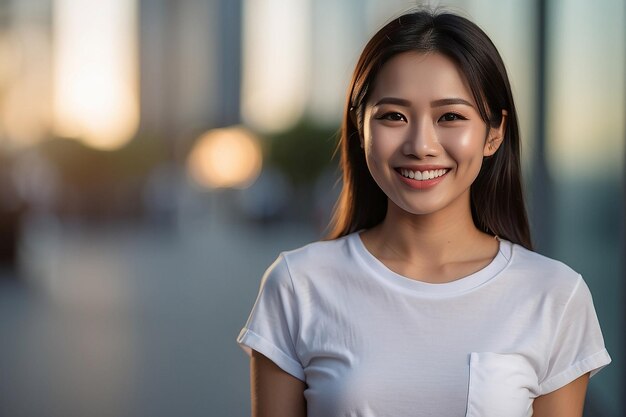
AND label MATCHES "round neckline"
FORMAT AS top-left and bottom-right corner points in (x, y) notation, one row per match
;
(349, 232), (513, 297)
